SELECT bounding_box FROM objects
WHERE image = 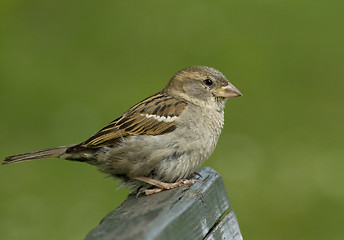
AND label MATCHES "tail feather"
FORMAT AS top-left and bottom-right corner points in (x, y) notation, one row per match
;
(2, 145), (76, 165)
